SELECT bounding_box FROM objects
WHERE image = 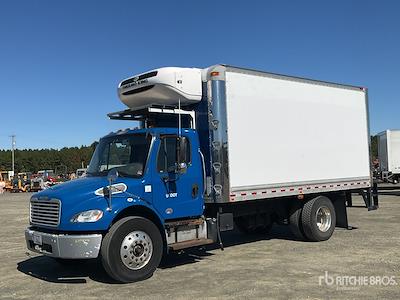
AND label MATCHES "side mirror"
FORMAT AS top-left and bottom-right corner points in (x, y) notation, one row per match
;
(176, 136), (188, 173)
(177, 137), (187, 163)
